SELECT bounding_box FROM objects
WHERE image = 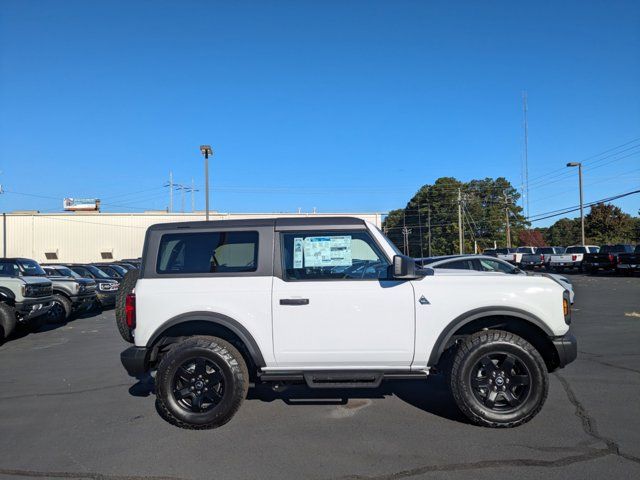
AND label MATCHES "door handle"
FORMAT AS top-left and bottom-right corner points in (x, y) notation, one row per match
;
(279, 298), (309, 306)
